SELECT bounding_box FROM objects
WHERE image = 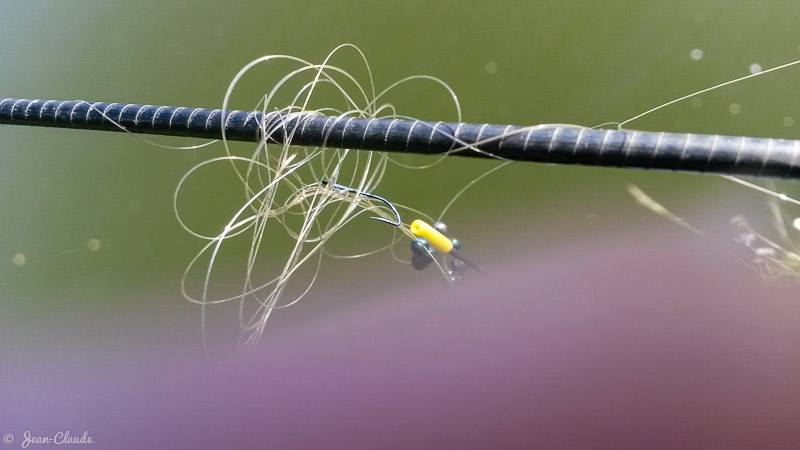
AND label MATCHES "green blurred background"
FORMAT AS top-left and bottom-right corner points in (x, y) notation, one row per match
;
(2, 0), (800, 357)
